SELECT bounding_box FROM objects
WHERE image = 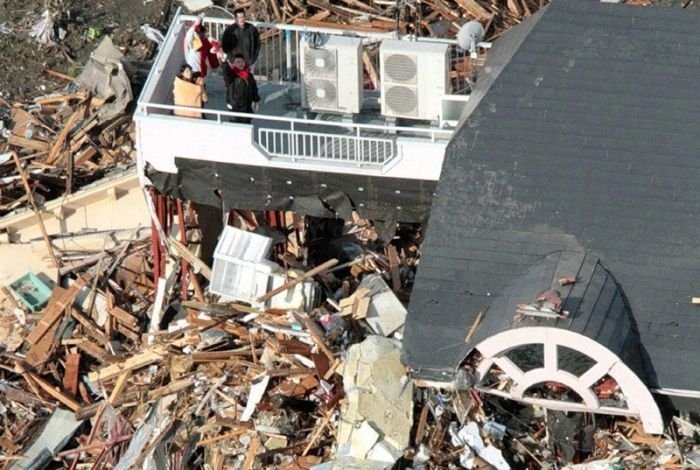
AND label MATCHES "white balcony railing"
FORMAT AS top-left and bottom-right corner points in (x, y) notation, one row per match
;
(258, 128), (396, 167)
